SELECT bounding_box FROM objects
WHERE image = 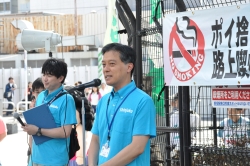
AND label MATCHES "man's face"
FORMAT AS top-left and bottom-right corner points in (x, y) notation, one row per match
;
(9, 79), (14, 83)
(32, 87), (45, 98)
(42, 74), (63, 92)
(227, 108), (242, 119)
(102, 50), (133, 91)
(101, 83), (106, 89)
(171, 99), (179, 110)
(30, 87), (45, 109)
